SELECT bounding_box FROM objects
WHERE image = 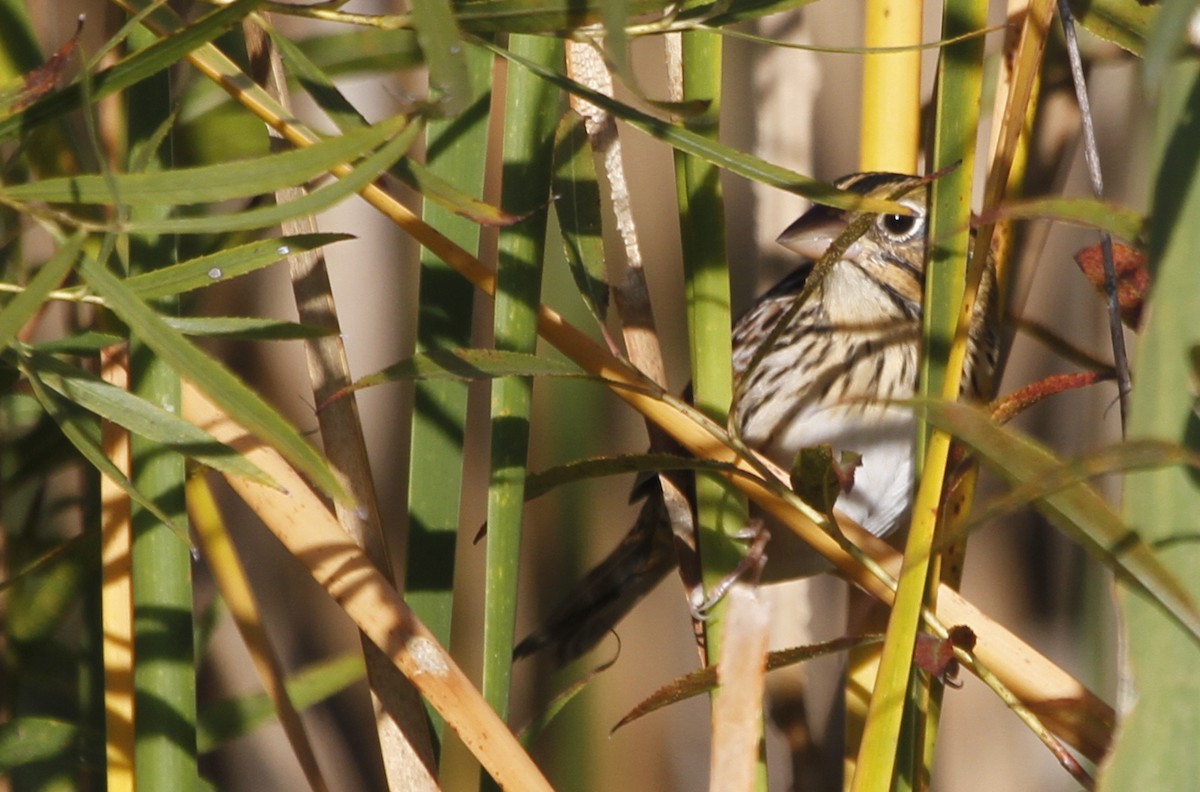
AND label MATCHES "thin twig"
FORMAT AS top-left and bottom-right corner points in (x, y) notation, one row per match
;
(1056, 0), (1132, 433)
